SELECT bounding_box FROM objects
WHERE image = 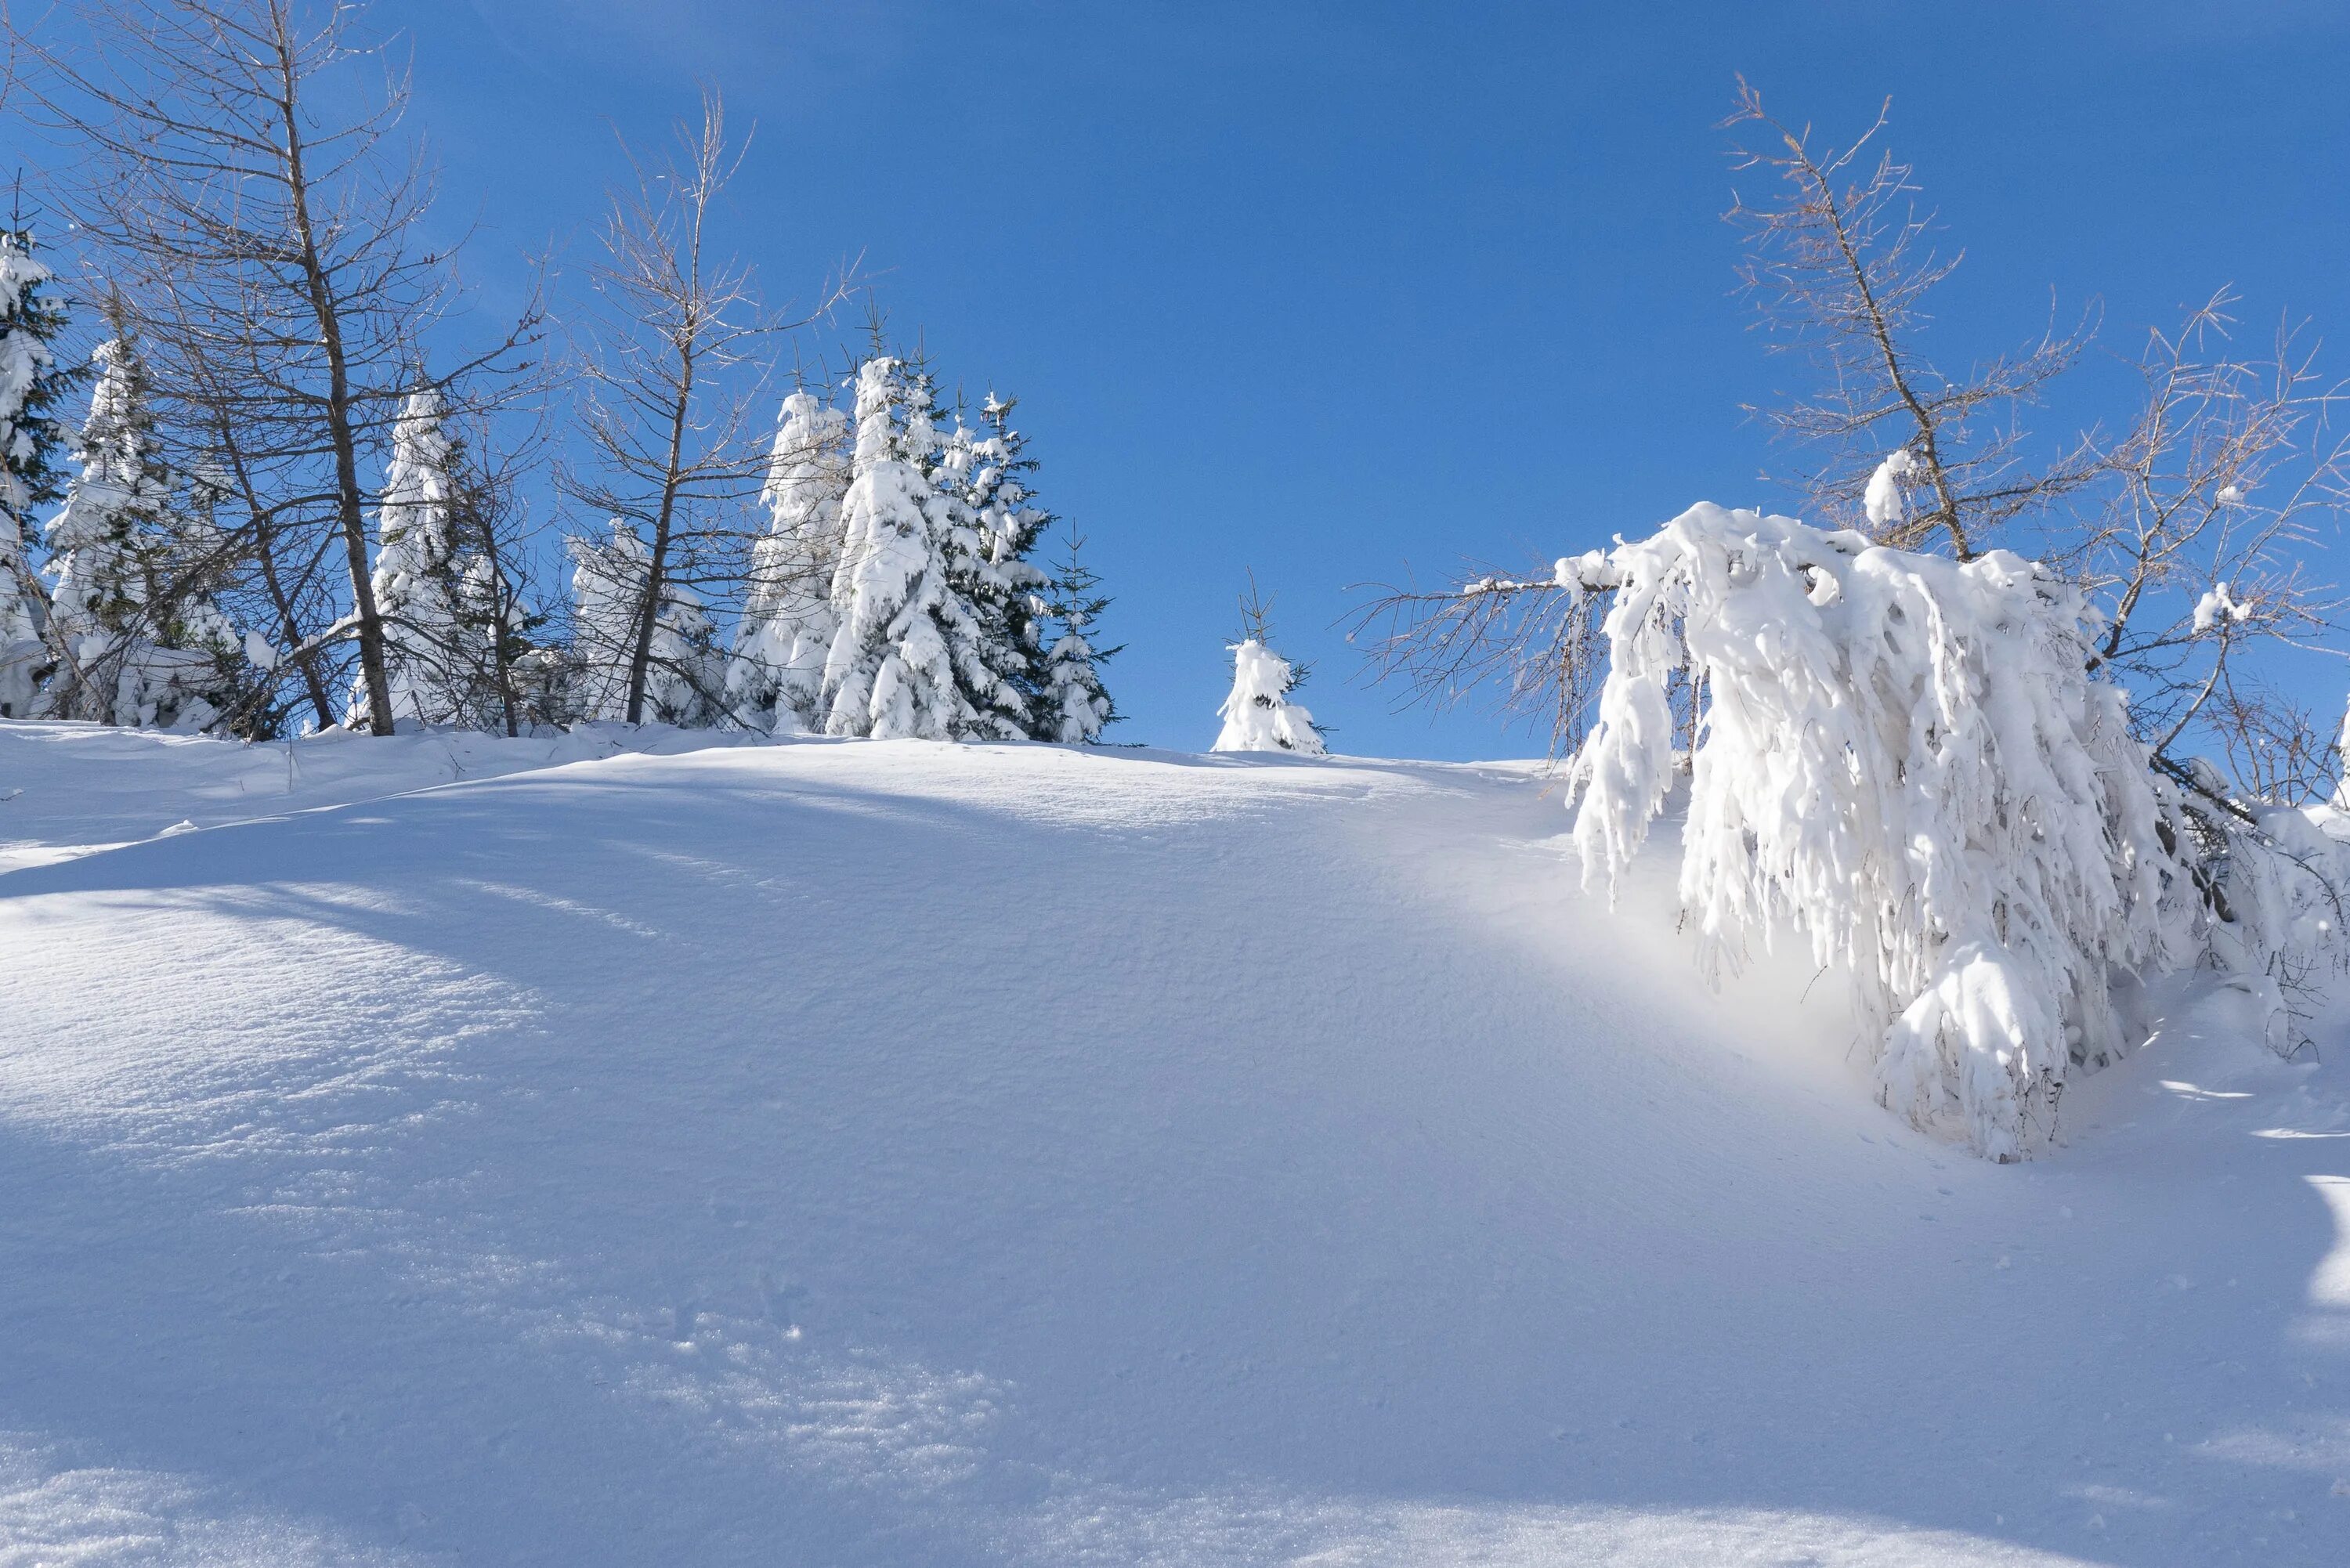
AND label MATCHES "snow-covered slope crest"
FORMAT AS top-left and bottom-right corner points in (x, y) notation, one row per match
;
(2, 724), (2348, 1566)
